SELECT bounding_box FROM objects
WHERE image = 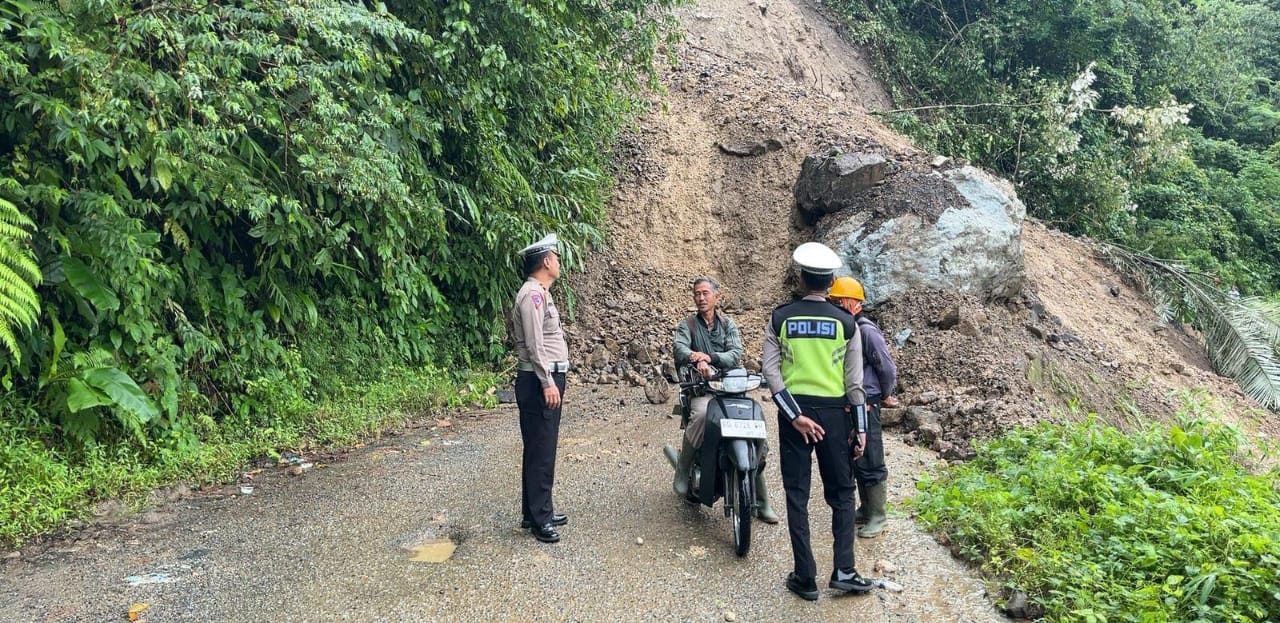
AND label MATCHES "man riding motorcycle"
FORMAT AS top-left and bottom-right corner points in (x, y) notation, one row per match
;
(663, 276), (779, 524)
